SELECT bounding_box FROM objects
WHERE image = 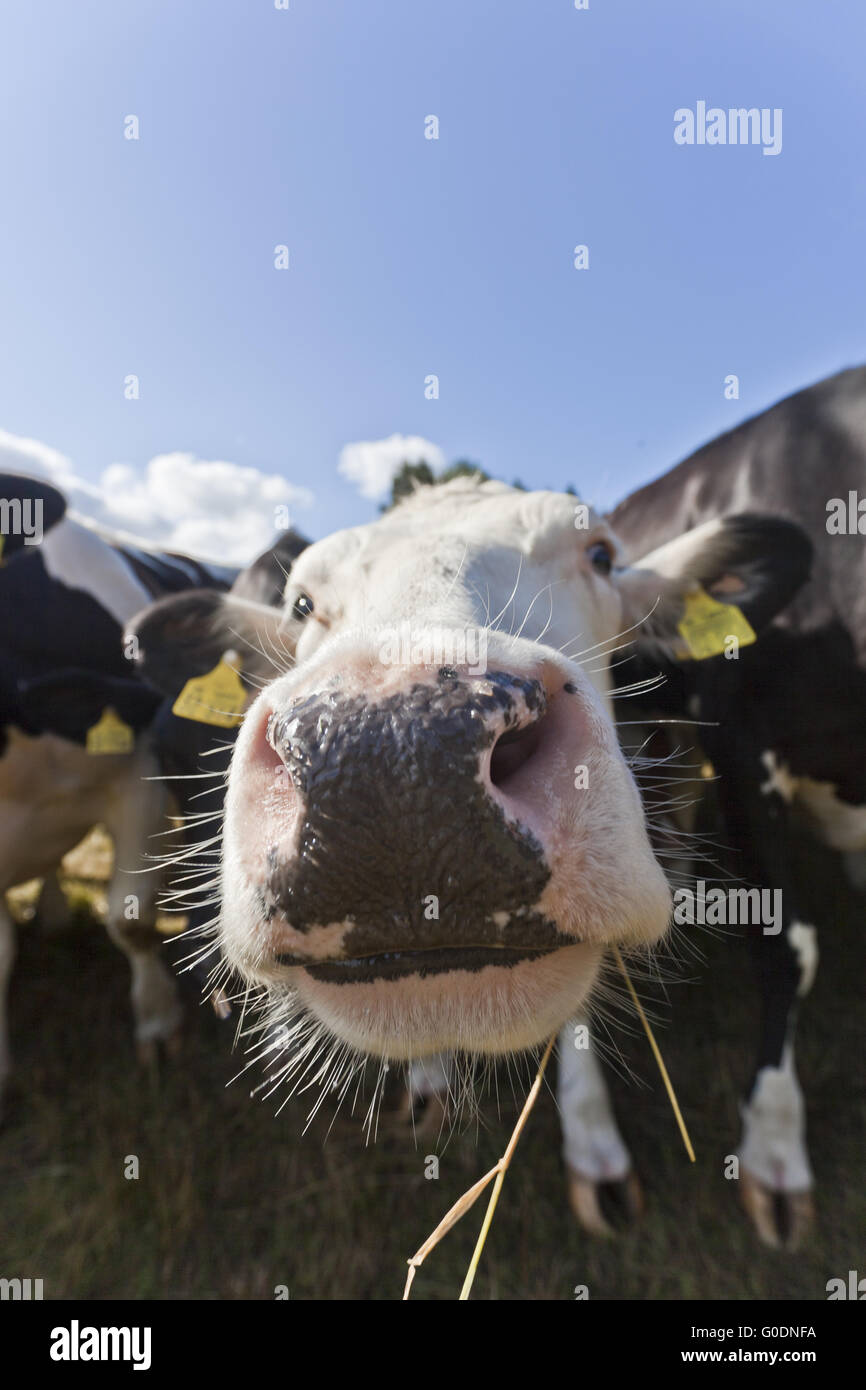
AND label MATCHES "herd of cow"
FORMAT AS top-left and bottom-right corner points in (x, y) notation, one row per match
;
(2, 366), (864, 1258)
